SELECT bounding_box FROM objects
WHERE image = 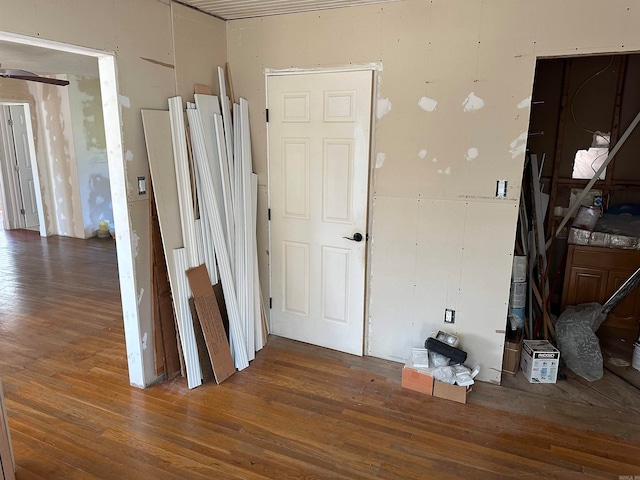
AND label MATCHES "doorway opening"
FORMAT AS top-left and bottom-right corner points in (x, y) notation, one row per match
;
(504, 52), (640, 401)
(0, 103), (45, 234)
(0, 31), (148, 387)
